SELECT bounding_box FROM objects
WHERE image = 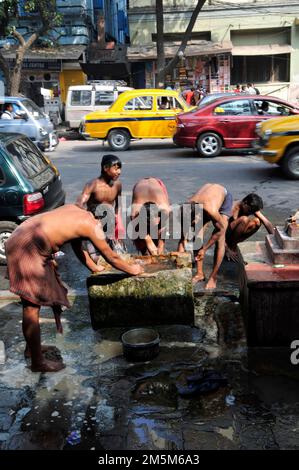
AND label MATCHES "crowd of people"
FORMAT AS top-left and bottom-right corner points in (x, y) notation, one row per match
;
(233, 83), (260, 95)
(5, 154), (274, 372)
